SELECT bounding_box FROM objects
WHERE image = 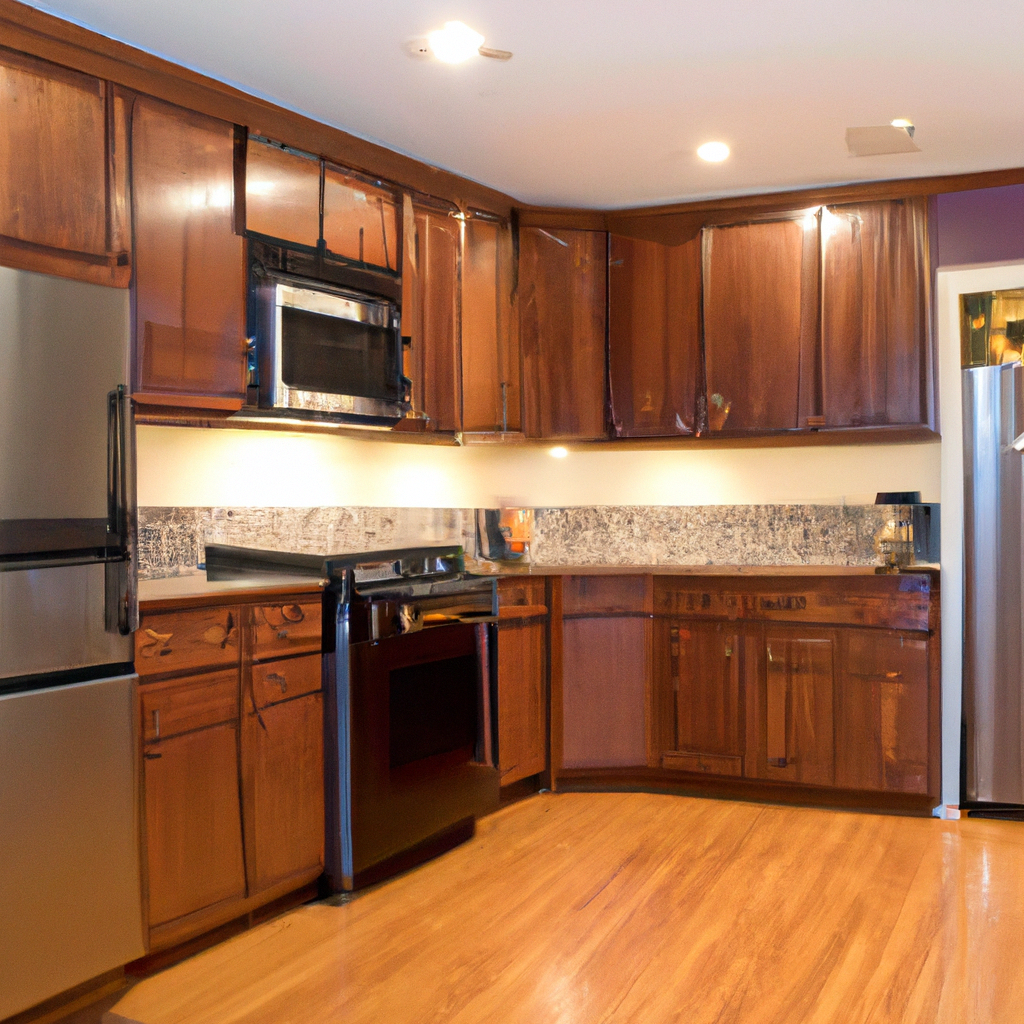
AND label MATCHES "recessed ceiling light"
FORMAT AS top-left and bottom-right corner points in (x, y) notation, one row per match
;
(549, 446), (569, 459)
(697, 141), (730, 163)
(428, 21), (485, 64)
